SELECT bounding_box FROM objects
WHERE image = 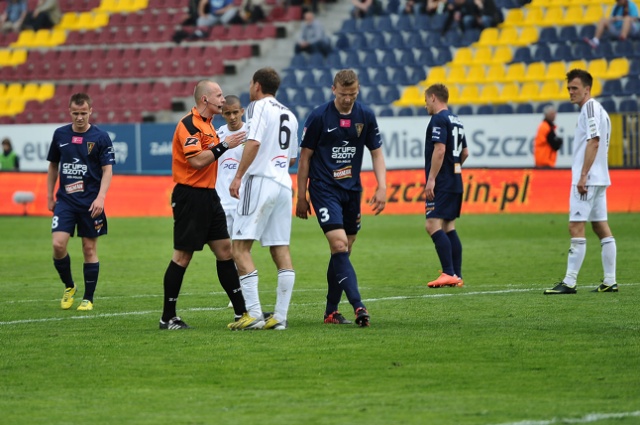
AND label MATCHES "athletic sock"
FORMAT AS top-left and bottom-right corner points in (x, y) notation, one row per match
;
(563, 237), (586, 287)
(162, 260), (186, 322)
(325, 256), (343, 315)
(82, 262), (99, 302)
(431, 229), (454, 276)
(600, 236), (616, 285)
(239, 270), (262, 320)
(331, 252), (364, 310)
(274, 269), (295, 322)
(447, 229), (463, 278)
(53, 254), (74, 288)
(216, 258), (246, 316)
